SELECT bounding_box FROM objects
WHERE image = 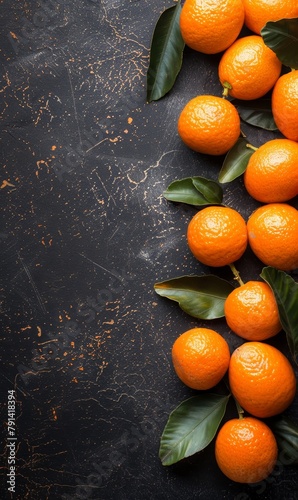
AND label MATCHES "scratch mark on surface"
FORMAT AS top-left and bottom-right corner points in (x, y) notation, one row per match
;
(65, 63), (82, 147)
(95, 172), (116, 206)
(127, 150), (179, 187)
(84, 174), (105, 207)
(85, 137), (109, 153)
(151, 150), (180, 169)
(79, 253), (125, 281)
(108, 225), (120, 242)
(0, 369), (28, 398)
(17, 251), (46, 314)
